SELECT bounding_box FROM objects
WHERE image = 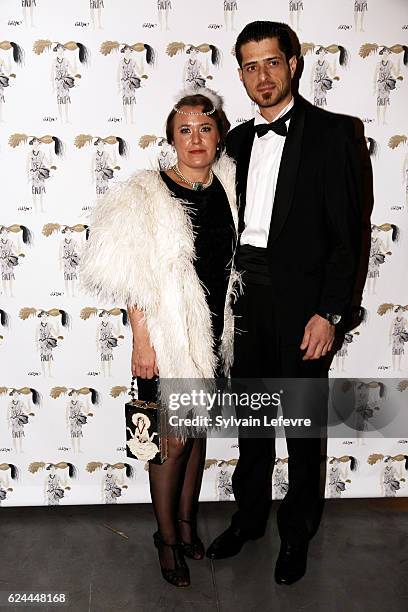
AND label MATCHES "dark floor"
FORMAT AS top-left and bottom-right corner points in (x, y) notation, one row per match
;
(1, 498), (408, 612)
